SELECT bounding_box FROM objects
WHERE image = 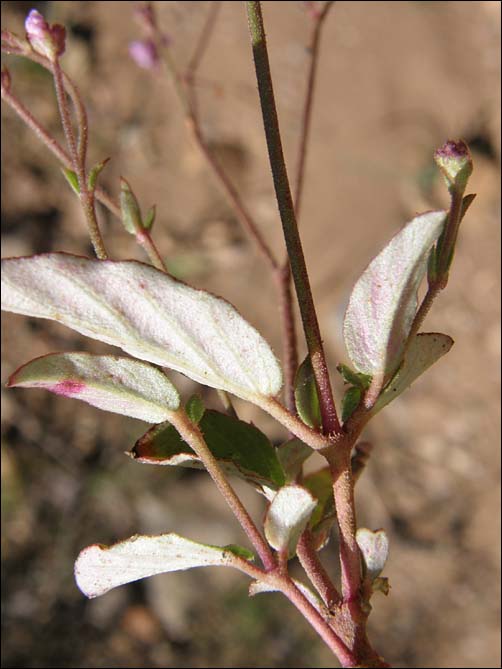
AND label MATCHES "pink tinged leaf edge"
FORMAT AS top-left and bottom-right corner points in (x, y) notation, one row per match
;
(343, 211), (447, 379)
(1, 253), (283, 402)
(74, 533), (239, 599)
(6, 352), (180, 423)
